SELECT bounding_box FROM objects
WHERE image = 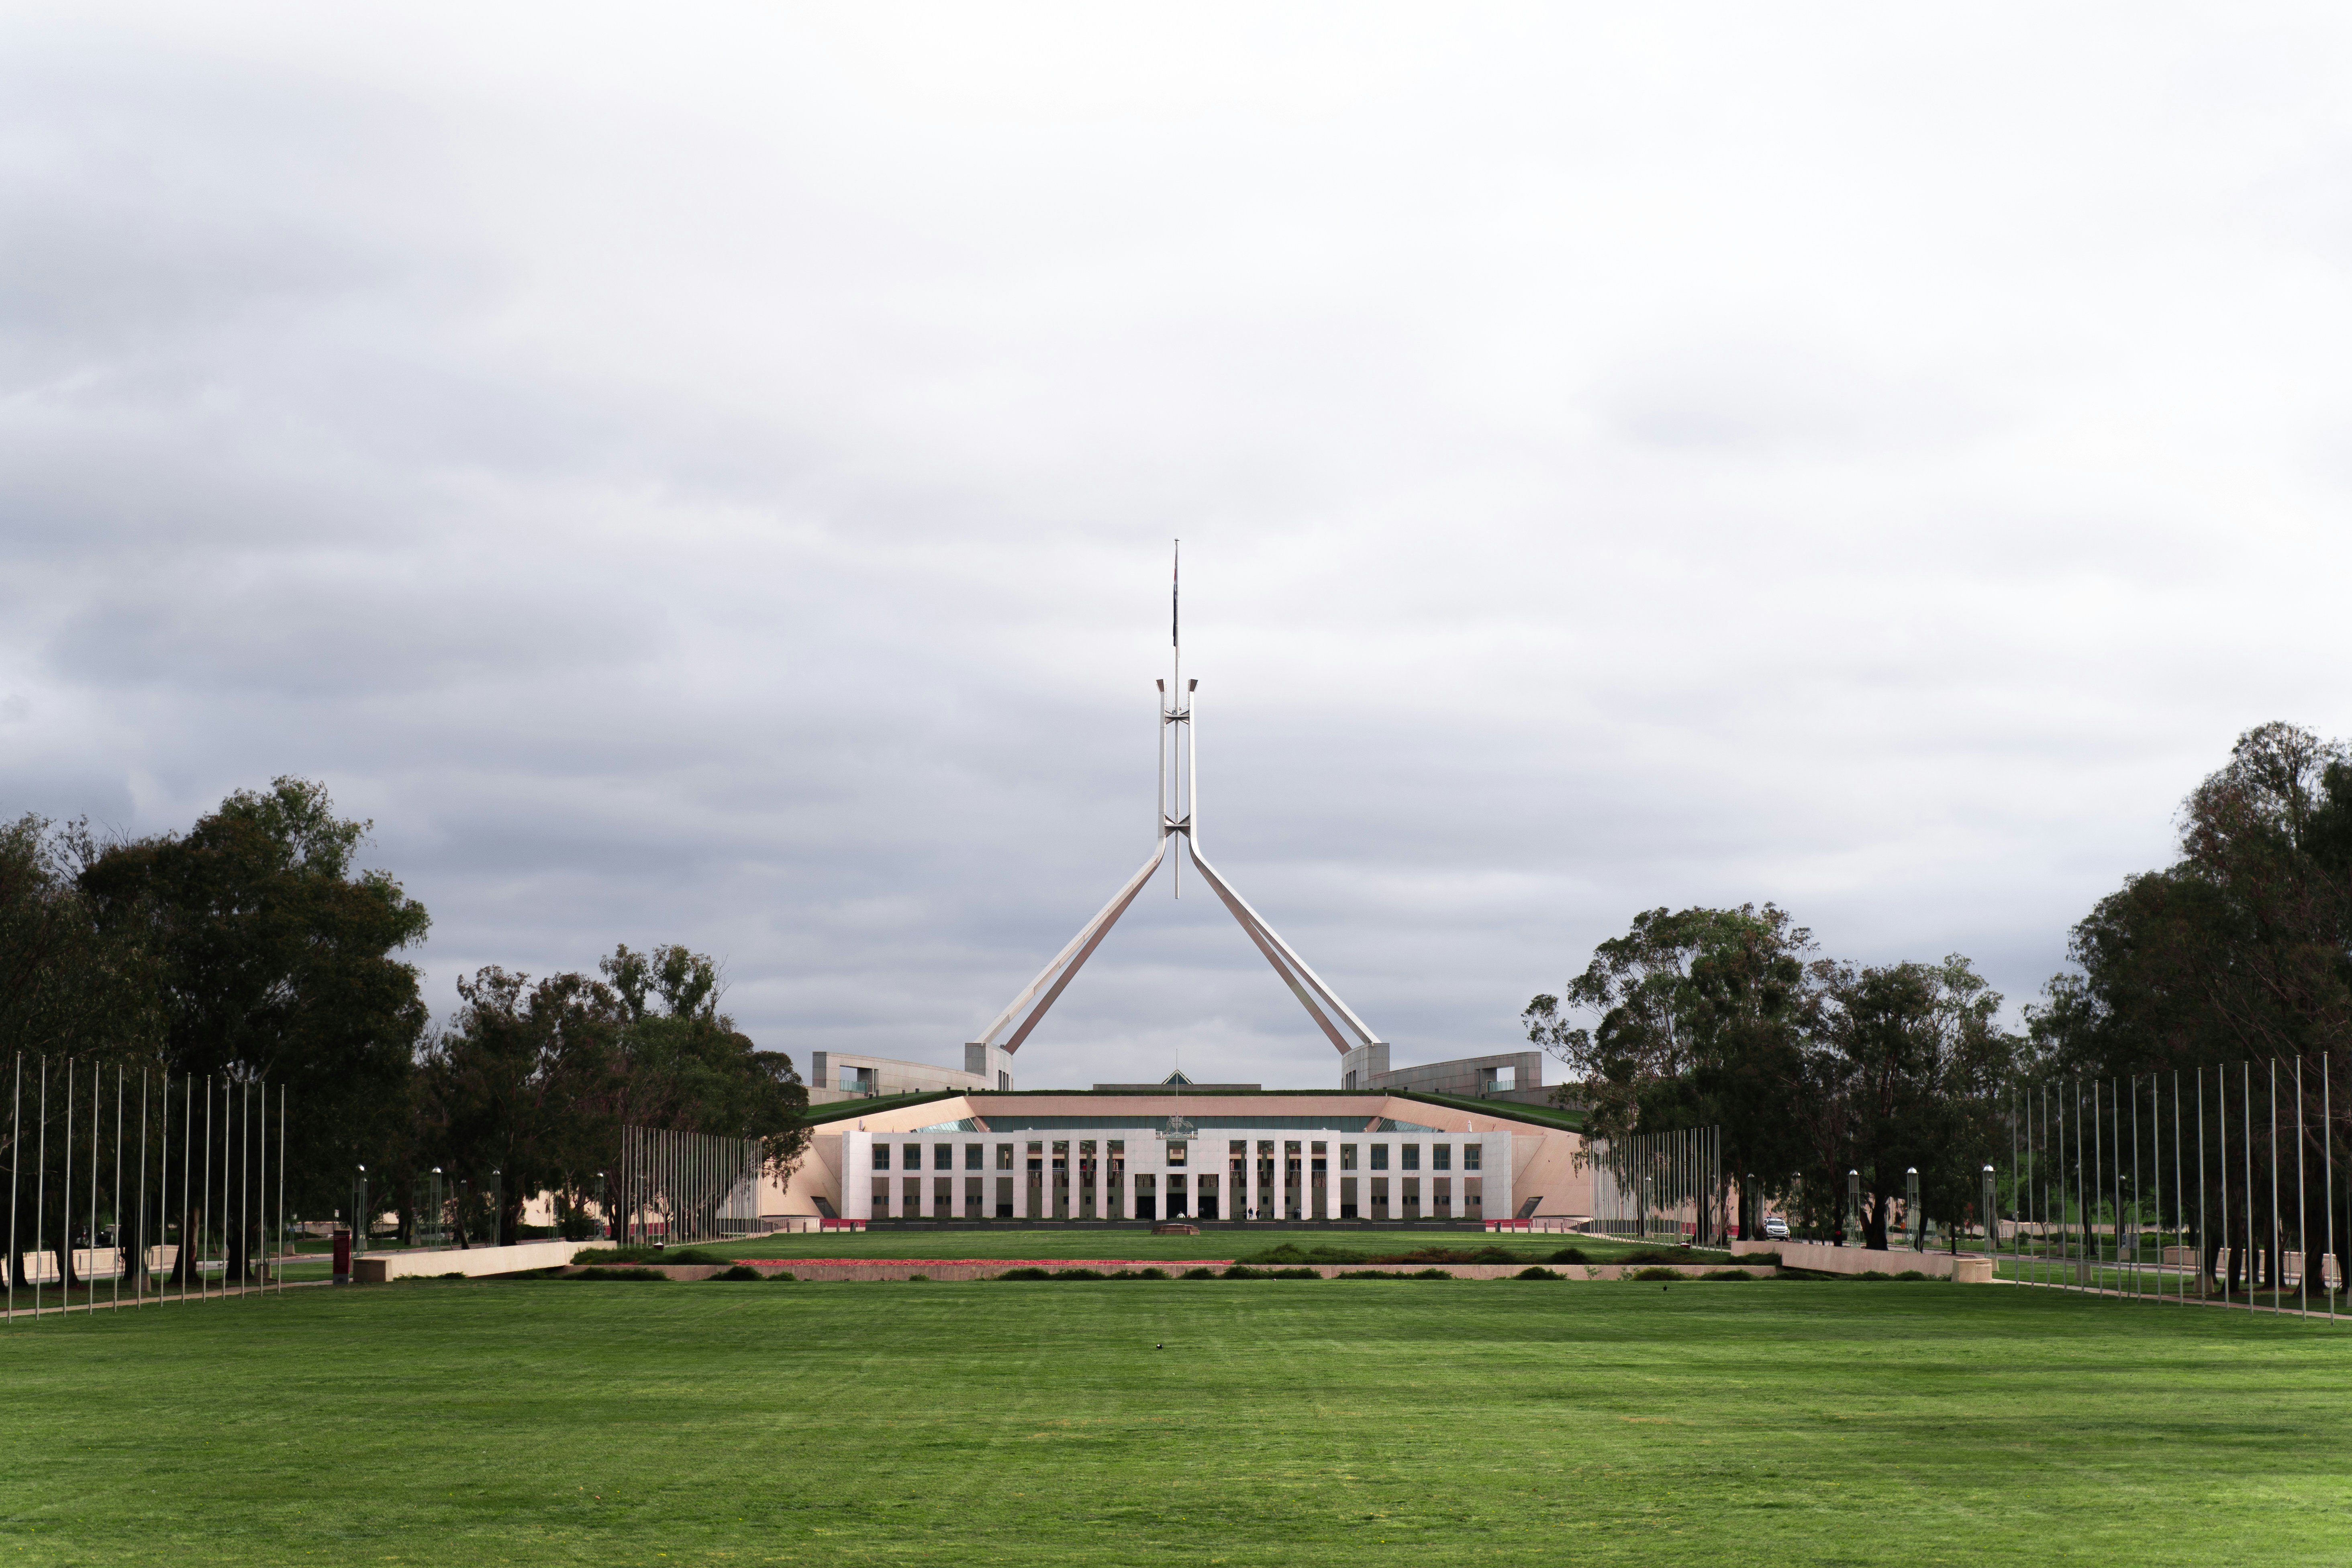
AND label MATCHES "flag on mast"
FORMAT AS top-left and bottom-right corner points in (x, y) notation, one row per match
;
(1172, 539), (1180, 647)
